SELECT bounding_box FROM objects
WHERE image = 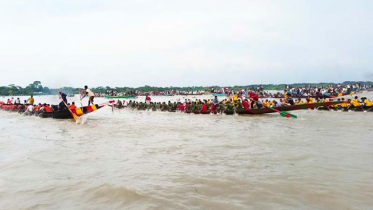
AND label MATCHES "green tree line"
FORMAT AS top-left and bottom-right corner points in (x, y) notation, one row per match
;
(1, 81), (372, 96)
